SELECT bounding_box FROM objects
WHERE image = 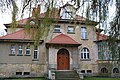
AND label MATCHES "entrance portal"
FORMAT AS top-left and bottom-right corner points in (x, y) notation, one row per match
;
(57, 48), (70, 70)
